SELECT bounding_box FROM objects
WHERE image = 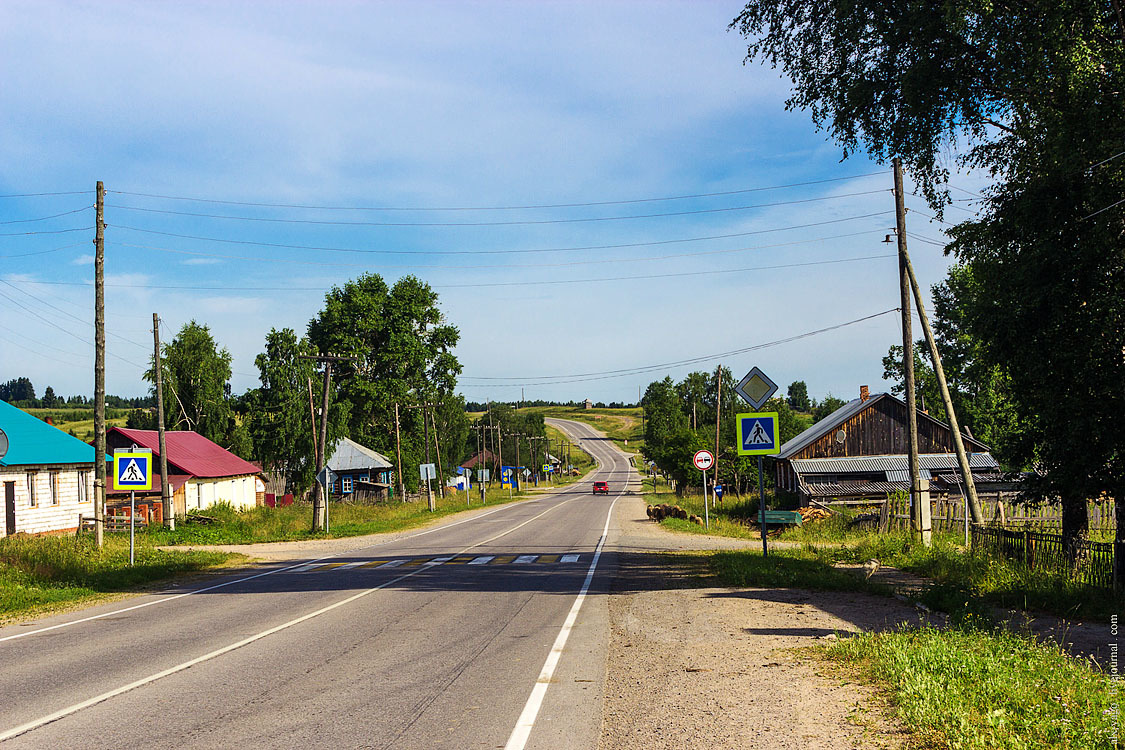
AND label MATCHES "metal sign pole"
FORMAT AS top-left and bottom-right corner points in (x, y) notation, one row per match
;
(129, 490), (136, 566)
(703, 469), (709, 531)
(758, 455), (767, 557)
